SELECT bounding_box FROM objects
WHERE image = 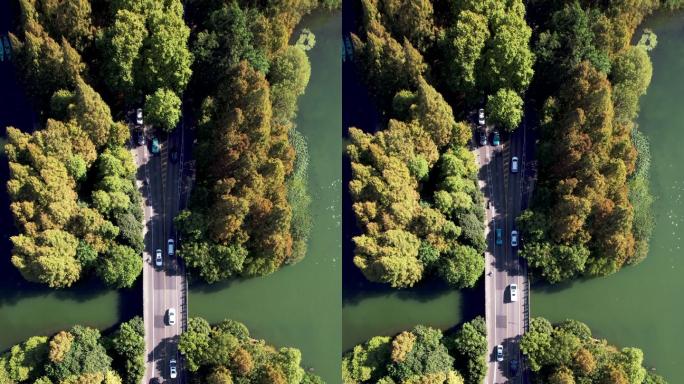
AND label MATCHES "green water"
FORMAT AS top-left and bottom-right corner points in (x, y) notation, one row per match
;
(188, 11), (342, 383)
(342, 286), (473, 351)
(531, 11), (684, 381)
(0, 286), (125, 349)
